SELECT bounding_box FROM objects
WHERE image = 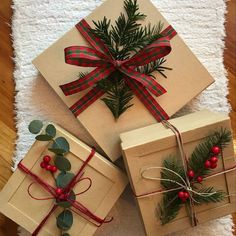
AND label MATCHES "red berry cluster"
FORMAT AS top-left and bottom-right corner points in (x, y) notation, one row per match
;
(204, 146), (221, 170)
(55, 187), (67, 200)
(40, 155), (58, 173)
(178, 191), (189, 202)
(187, 170), (203, 183)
